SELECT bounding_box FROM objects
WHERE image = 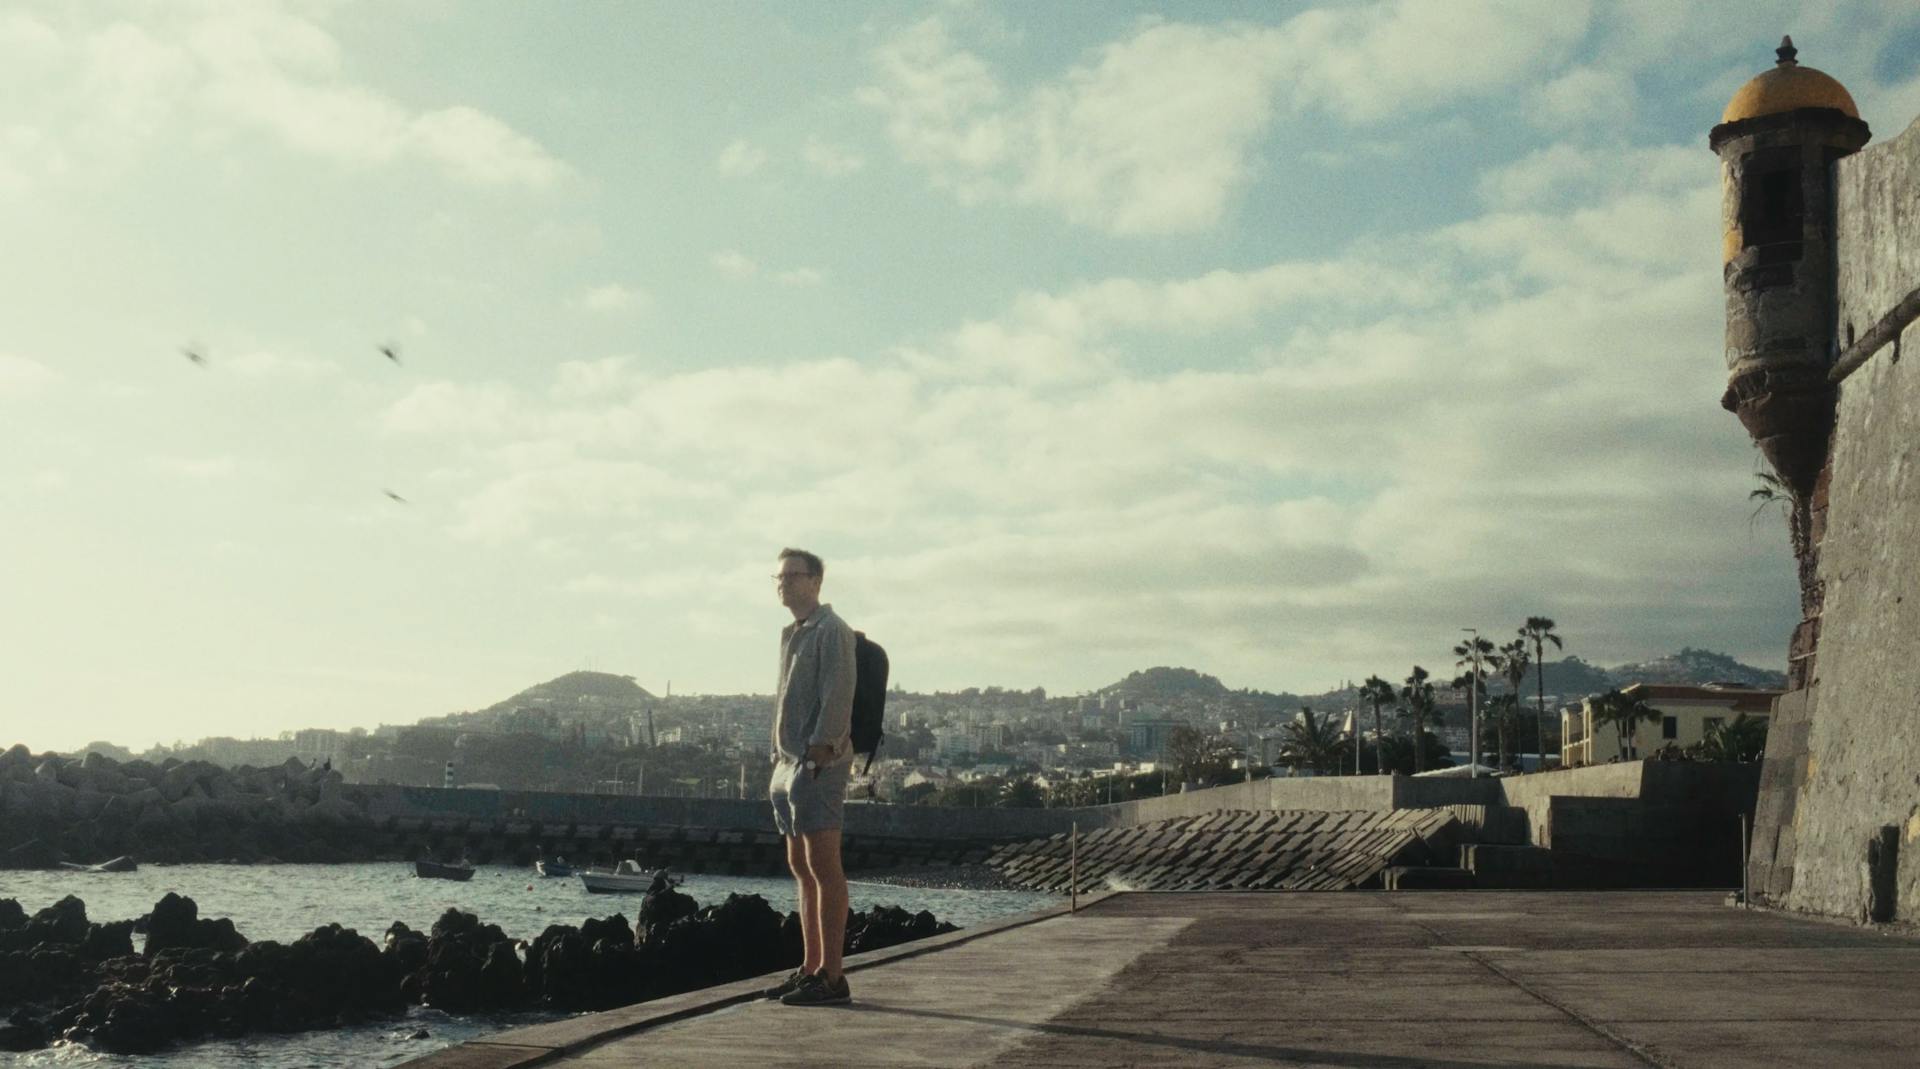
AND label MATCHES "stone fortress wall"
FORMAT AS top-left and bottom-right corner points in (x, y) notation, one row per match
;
(1746, 110), (1920, 922)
